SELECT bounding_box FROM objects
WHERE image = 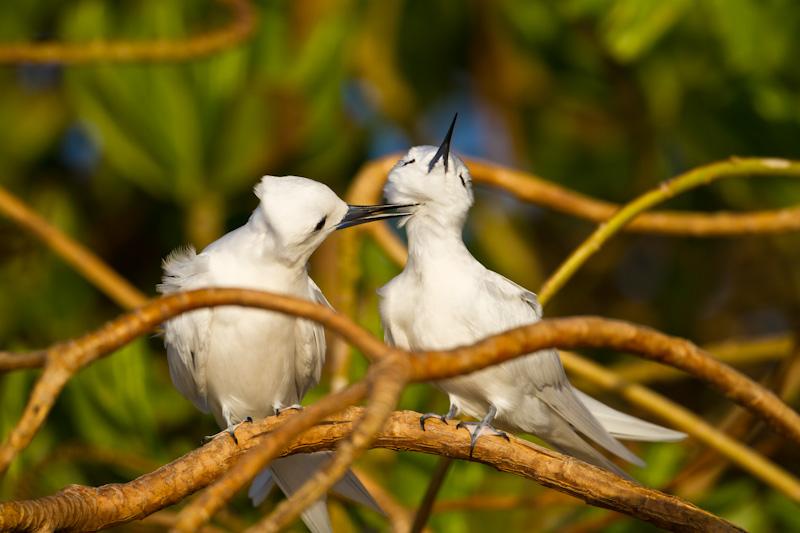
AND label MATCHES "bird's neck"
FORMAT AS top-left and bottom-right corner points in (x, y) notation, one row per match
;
(245, 211), (315, 270)
(404, 211), (473, 270)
